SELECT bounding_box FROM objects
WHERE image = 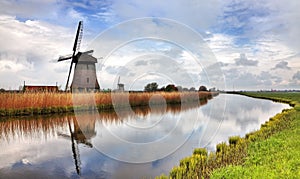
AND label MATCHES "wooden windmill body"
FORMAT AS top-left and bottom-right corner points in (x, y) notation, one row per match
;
(58, 21), (100, 92)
